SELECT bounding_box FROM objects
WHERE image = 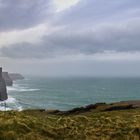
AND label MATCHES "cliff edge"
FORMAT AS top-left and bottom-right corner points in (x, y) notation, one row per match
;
(2, 72), (13, 86)
(0, 102), (139, 139)
(0, 68), (8, 101)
